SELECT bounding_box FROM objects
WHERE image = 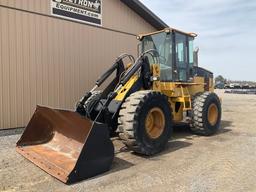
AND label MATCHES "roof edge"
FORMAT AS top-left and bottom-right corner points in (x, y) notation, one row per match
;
(120, 0), (169, 30)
